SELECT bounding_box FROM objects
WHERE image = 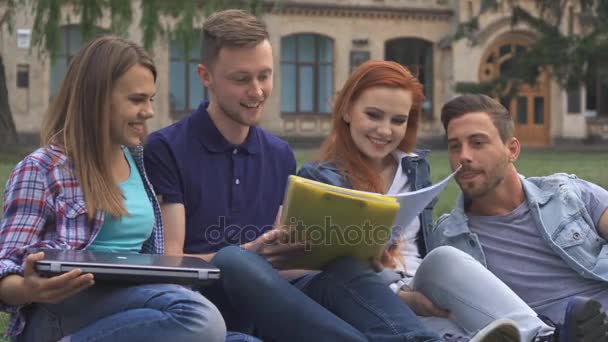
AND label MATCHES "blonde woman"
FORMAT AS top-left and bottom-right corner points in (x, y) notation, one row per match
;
(0, 36), (225, 342)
